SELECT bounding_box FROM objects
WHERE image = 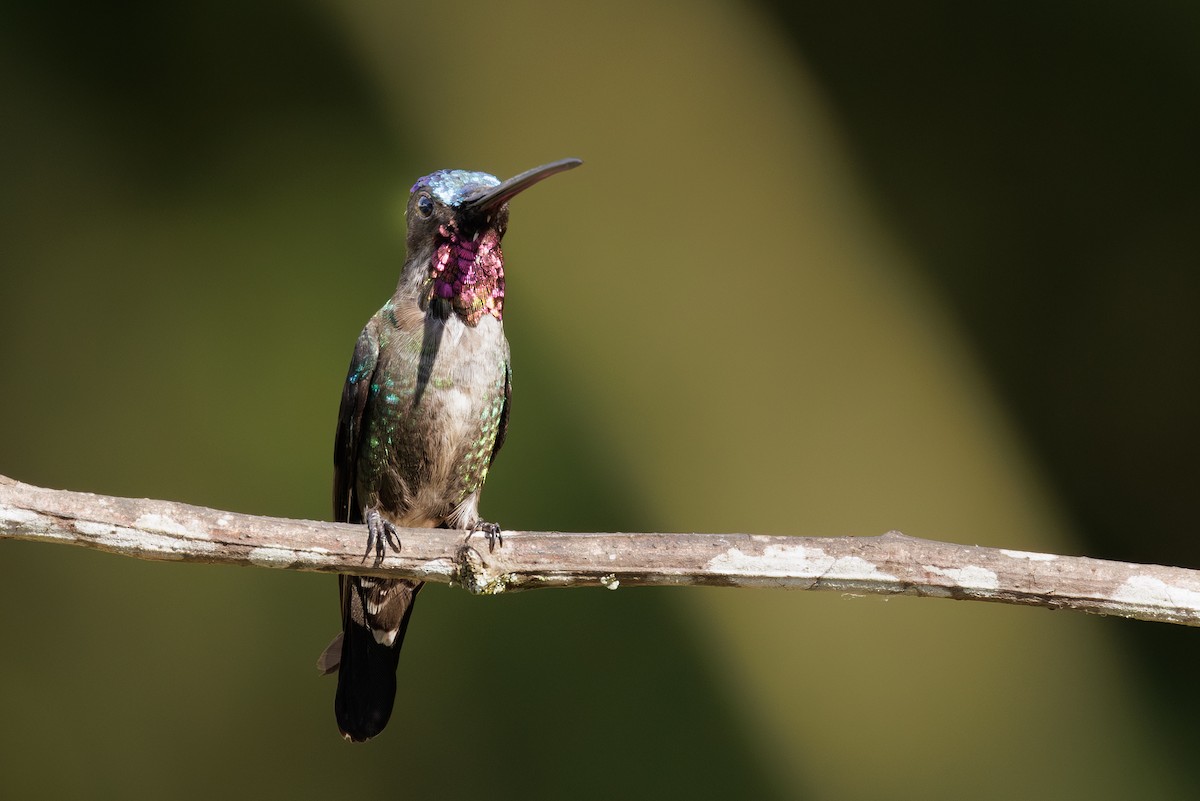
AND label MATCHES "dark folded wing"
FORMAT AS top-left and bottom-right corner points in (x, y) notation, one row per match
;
(332, 322), (380, 525)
